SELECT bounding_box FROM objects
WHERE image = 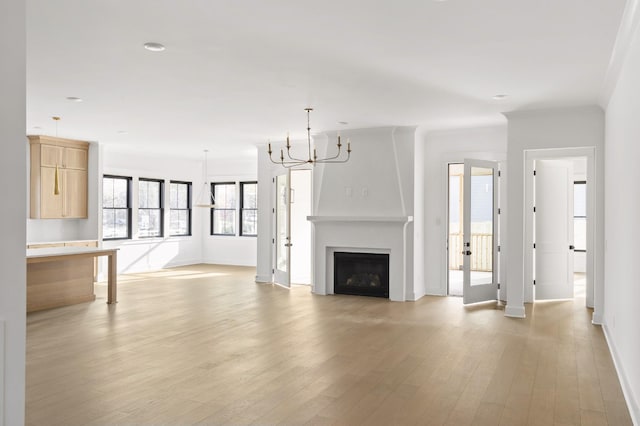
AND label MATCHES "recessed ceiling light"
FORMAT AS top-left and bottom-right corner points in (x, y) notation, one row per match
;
(338, 121), (349, 125)
(32, 126), (42, 130)
(492, 94), (509, 100)
(117, 130), (128, 134)
(143, 42), (166, 52)
(66, 96), (83, 102)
